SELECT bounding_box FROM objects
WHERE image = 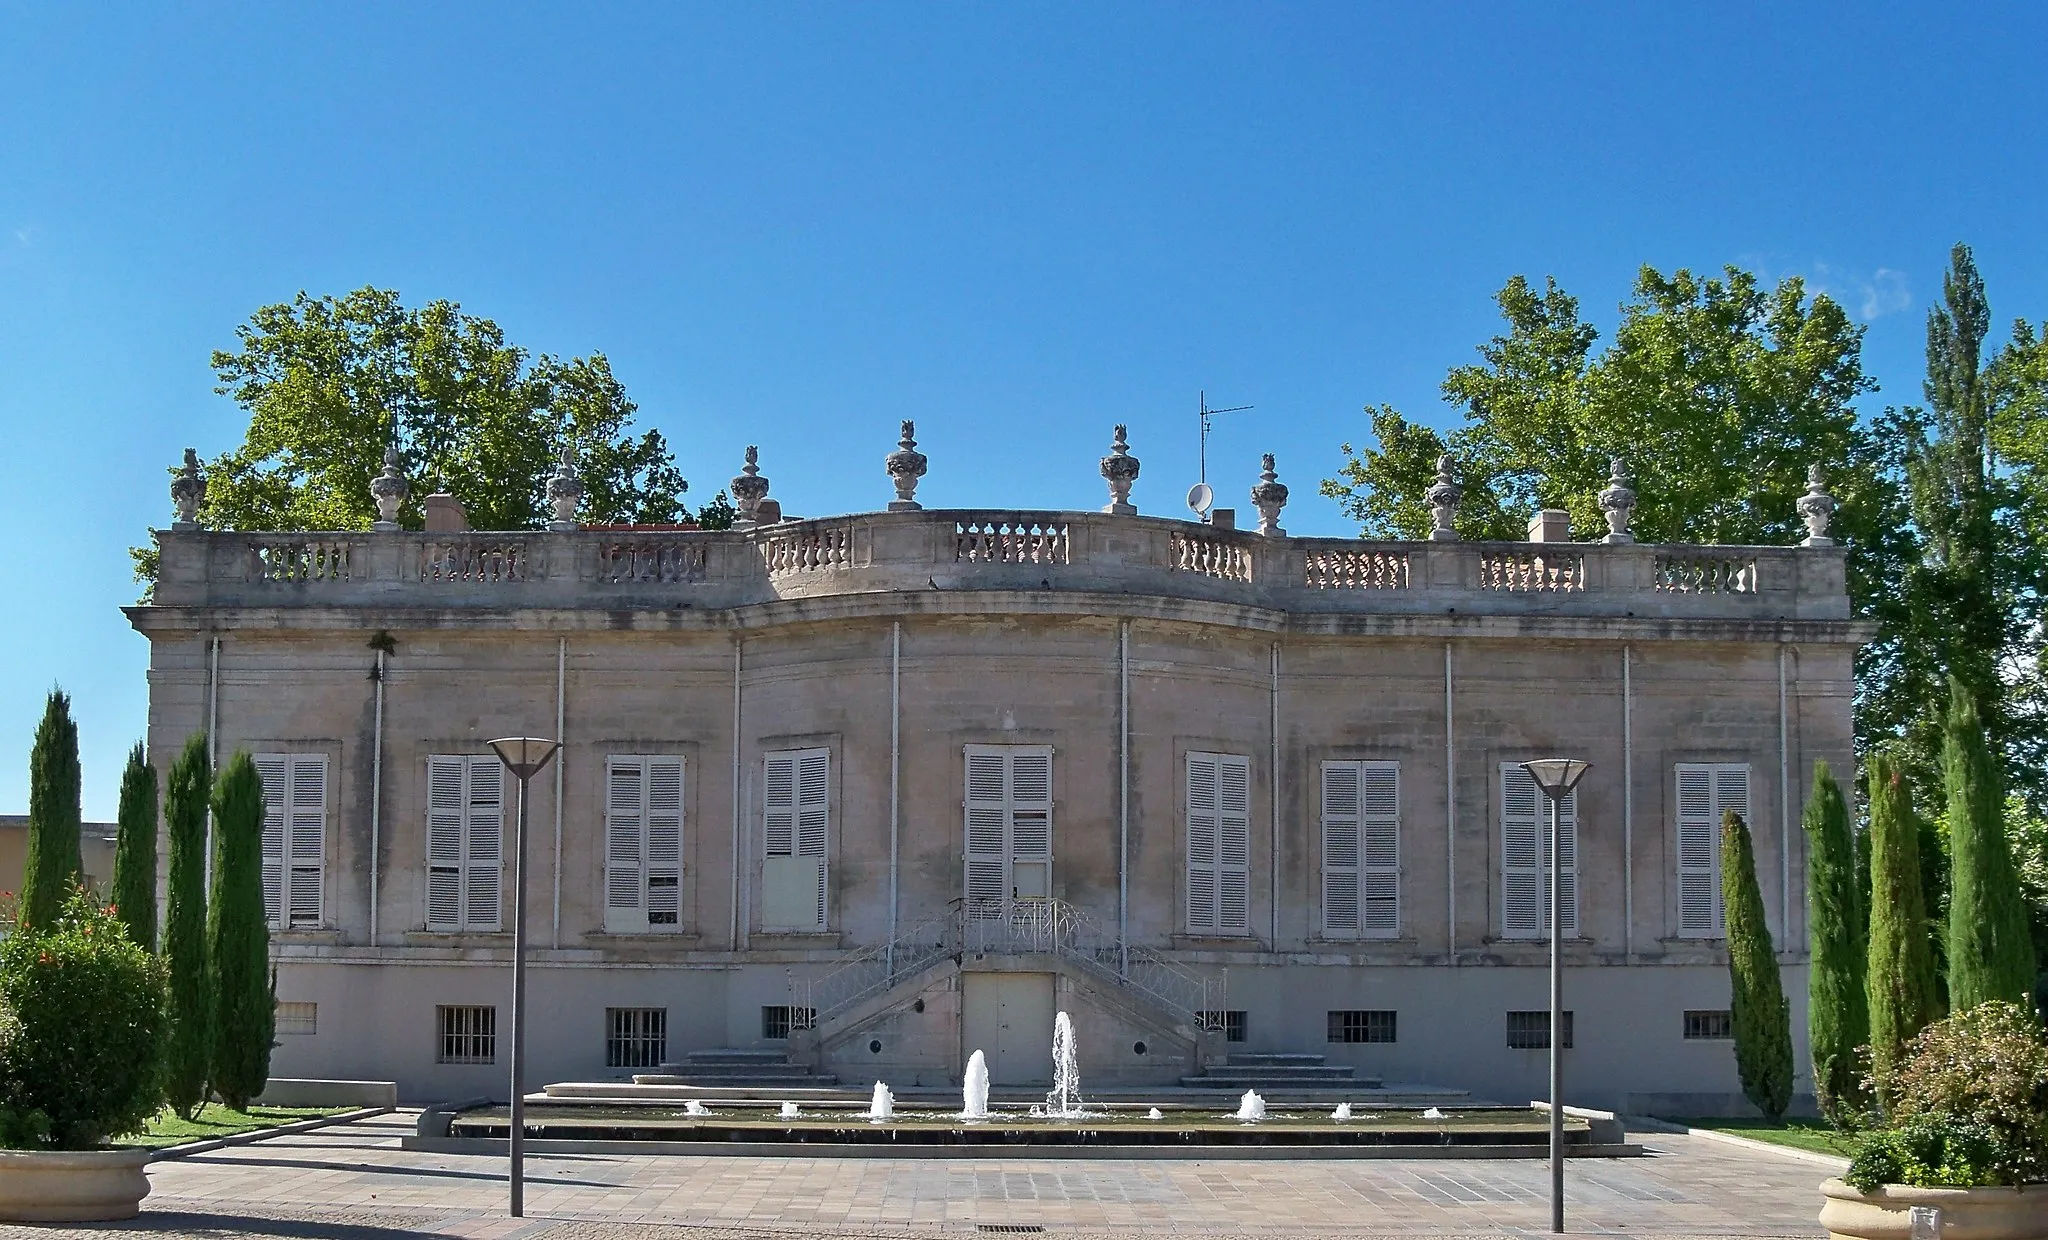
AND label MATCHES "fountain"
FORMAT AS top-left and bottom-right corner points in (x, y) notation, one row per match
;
(684, 1099), (709, 1116)
(1234, 1090), (1267, 1122)
(779, 1101), (800, 1120)
(1045, 1010), (1084, 1118)
(1422, 1106), (1447, 1120)
(1331, 1102), (1353, 1121)
(1147, 1107), (1164, 1121)
(961, 1050), (991, 1120)
(867, 1081), (895, 1121)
